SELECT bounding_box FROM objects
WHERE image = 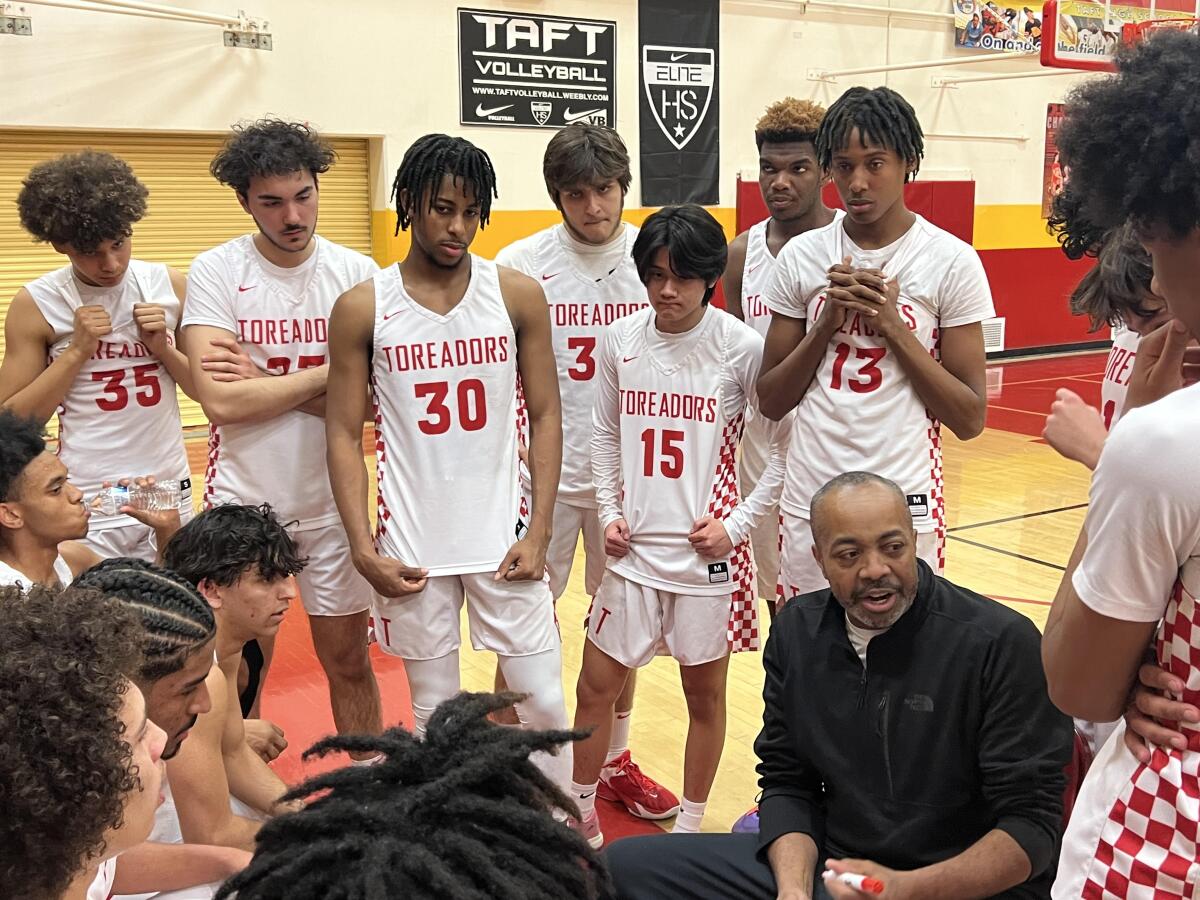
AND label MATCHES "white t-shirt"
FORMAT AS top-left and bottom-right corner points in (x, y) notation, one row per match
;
(1101, 324), (1140, 430)
(183, 235), (378, 530)
(371, 257), (520, 576)
(1054, 382), (1200, 898)
(592, 305), (789, 595)
(762, 215), (994, 530)
(845, 617), (889, 665)
(23, 262), (191, 530)
(496, 223), (647, 507)
(0, 555), (72, 588)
